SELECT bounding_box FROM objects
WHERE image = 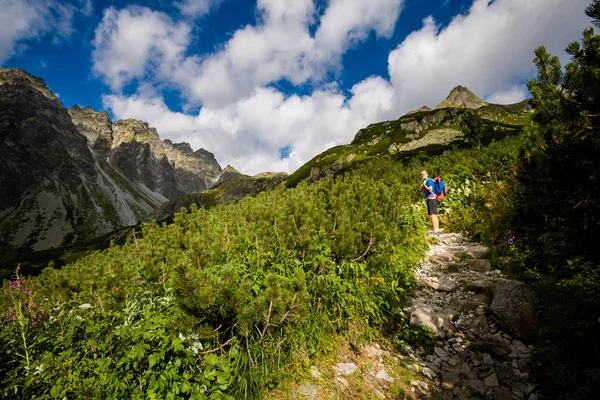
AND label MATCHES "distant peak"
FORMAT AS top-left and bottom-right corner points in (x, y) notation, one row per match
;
(407, 106), (432, 115)
(223, 165), (240, 174)
(435, 86), (487, 110)
(449, 85), (469, 93)
(172, 141), (193, 154)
